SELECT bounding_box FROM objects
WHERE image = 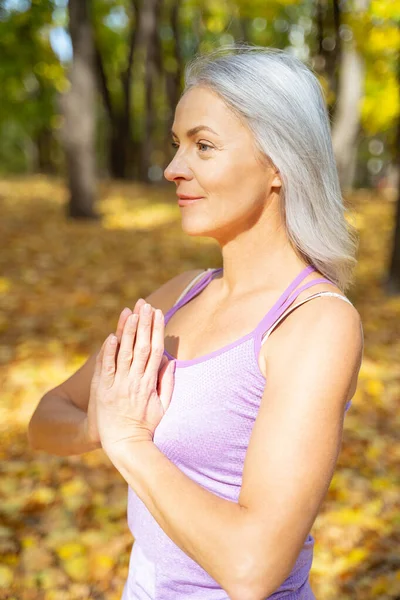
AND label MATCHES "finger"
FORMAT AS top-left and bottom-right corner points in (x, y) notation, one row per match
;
(130, 303), (153, 379)
(100, 334), (118, 390)
(114, 308), (132, 364)
(133, 297), (147, 316)
(115, 307), (132, 343)
(116, 312), (139, 377)
(144, 308), (165, 379)
(114, 301), (146, 363)
(115, 299), (146, 343)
